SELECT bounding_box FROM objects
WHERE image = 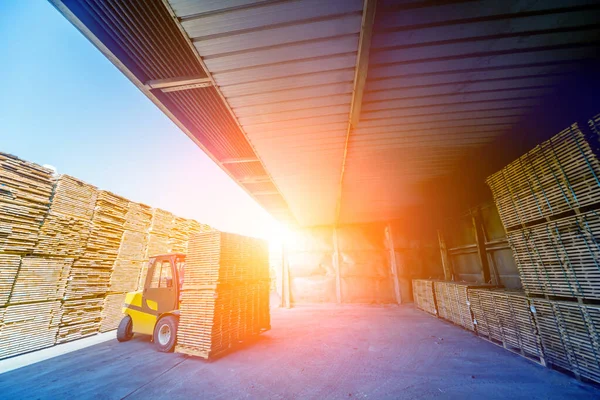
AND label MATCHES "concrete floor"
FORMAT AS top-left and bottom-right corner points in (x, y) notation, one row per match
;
(0, 305), (597, 399)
